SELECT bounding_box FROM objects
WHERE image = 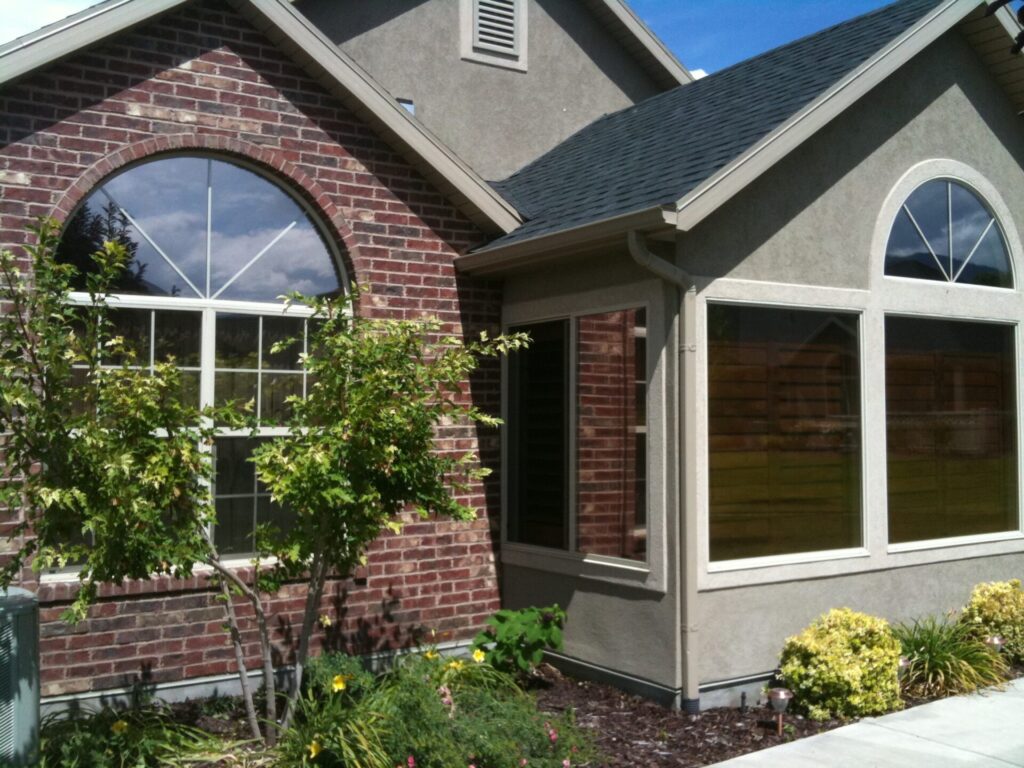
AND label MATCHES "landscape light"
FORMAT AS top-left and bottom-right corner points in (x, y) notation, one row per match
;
(984, 635), (1006, 654)
(766, 688), (793, 737)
